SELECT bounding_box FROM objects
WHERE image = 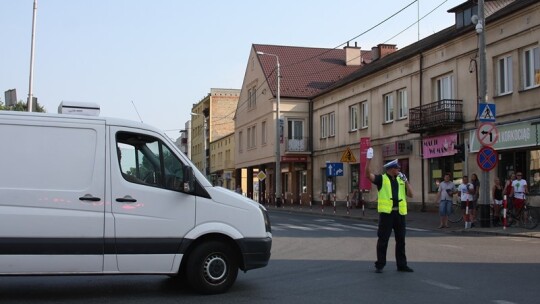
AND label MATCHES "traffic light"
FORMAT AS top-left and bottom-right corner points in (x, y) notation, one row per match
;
(454, 144), (465, 161)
